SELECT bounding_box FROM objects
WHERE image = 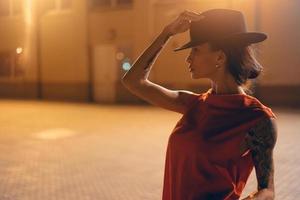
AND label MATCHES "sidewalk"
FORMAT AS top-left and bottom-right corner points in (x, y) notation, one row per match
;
(0, 100), (298, 200)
